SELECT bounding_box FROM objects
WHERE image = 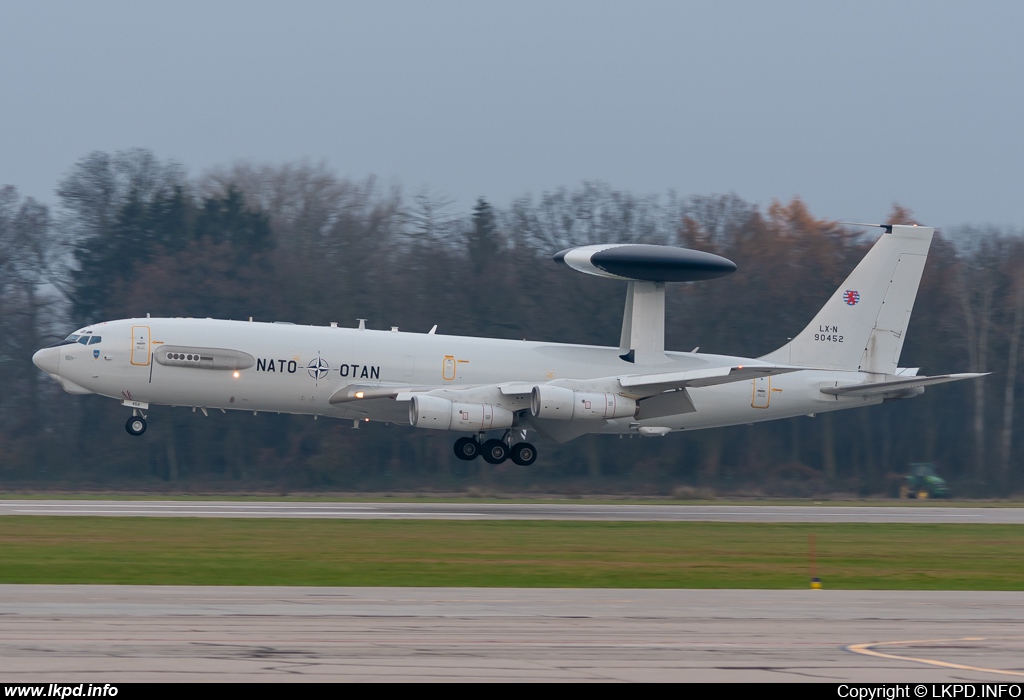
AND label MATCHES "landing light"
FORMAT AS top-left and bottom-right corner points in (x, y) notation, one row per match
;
(355, 391), (364, 399)
(233, 371), (240, 378)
